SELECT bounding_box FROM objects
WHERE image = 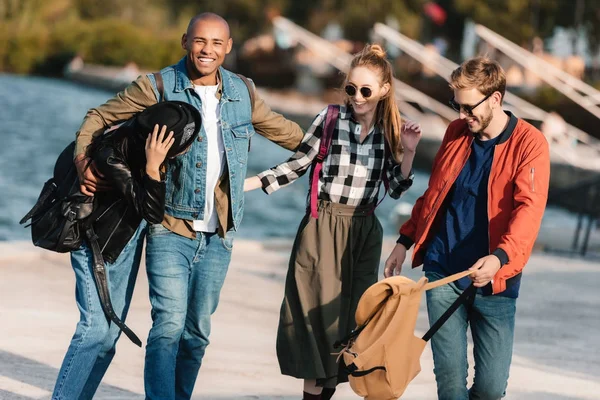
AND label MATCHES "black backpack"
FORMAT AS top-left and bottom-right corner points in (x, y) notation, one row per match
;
(20, 141), (94, 252)
(20, 140), (142, 347)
